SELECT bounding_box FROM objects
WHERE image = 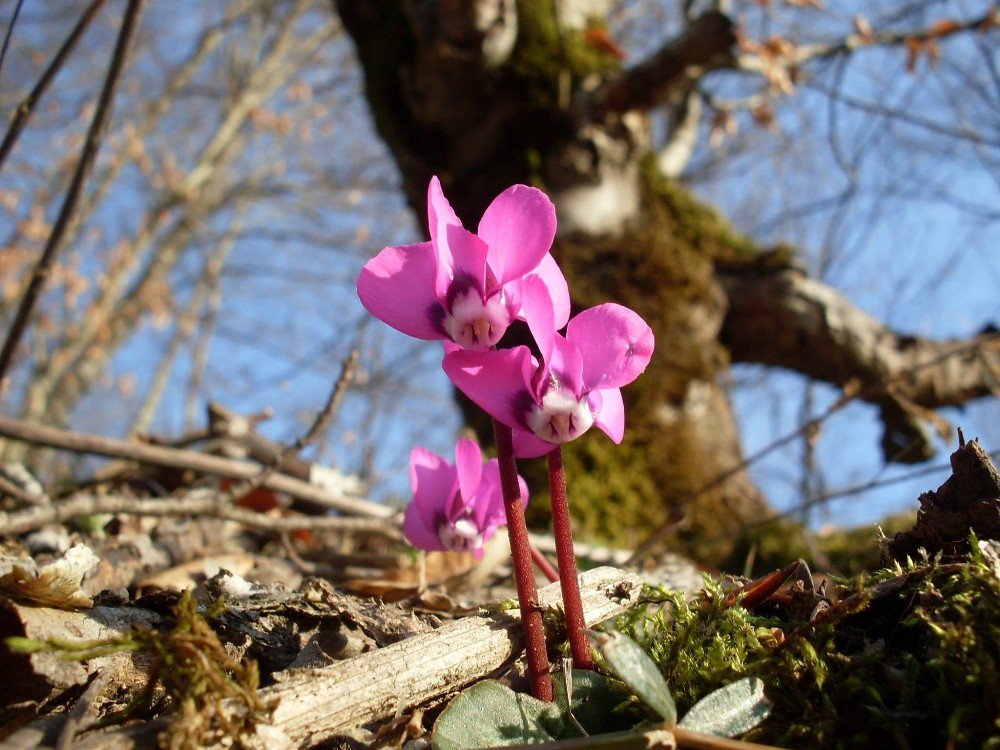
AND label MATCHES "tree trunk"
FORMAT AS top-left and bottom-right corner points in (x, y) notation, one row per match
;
(333, 1), (1000, 559)
(333, 1), (765, 558)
